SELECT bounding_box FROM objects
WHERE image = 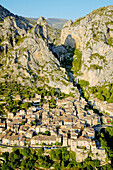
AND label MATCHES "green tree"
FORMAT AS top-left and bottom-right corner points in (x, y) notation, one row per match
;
(71, 49), (82, 76)
(50, 149), (56, 160)
(54, 163), (61, 170)
(43, 130), (51, 136)
(69, 150), (76, 161)
(20, 147), (31, 157)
